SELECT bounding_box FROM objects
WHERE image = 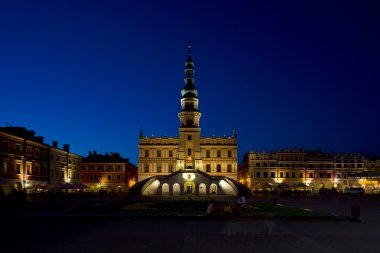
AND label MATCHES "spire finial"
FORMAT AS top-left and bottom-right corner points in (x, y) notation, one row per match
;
(139, 128), (143, 138)
(188, 41), (192, 55)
